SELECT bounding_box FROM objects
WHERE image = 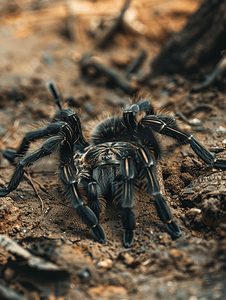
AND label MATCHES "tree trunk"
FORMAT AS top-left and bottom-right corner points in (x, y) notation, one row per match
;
(151, 0), (226, 80)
